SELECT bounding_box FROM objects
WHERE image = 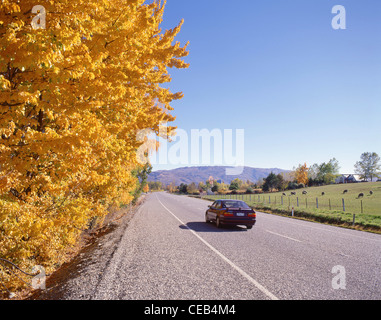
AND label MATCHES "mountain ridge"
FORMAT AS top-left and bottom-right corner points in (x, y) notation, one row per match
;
(148, 166), (290, 185)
